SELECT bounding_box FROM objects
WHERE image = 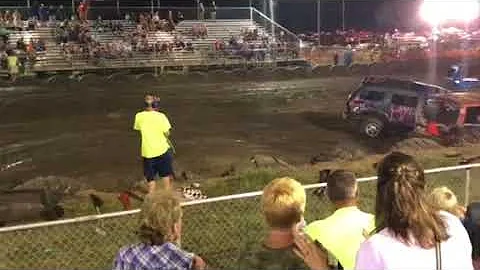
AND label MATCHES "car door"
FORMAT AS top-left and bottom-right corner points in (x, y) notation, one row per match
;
(388, 92), (419, 129)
